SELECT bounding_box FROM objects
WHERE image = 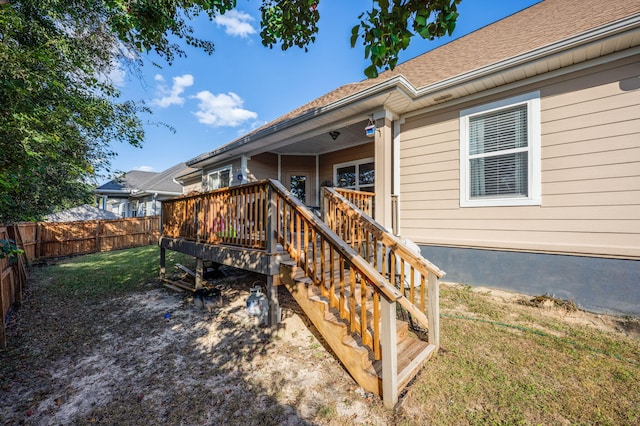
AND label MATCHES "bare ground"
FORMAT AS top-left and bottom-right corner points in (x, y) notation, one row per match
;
(1, 267), (389, 425)
(1, 267), (638, 425)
